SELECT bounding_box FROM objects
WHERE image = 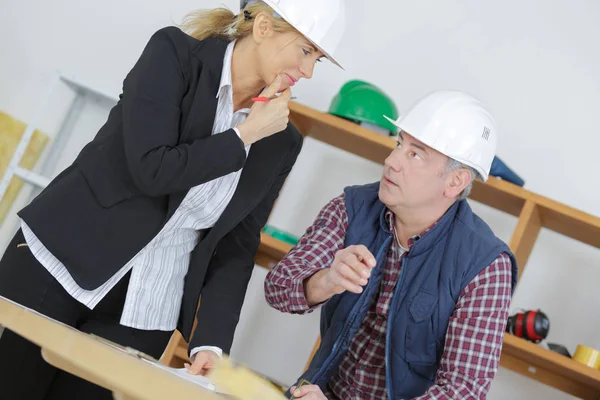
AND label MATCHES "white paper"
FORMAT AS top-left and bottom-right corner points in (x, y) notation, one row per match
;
(141, 359), (216, 392)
